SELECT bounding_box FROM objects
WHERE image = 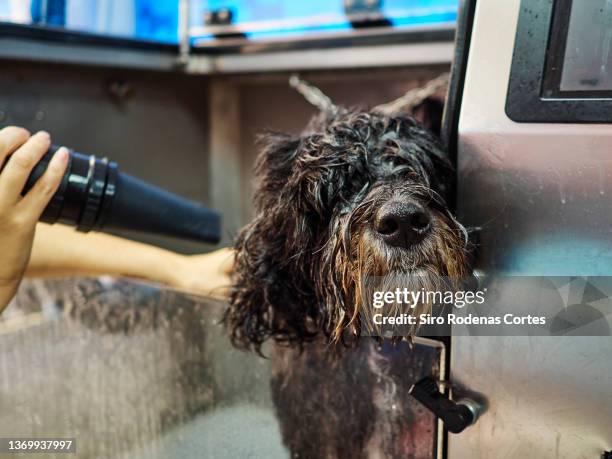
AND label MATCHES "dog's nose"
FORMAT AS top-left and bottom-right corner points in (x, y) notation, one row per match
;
(375, 201), (431, 248)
